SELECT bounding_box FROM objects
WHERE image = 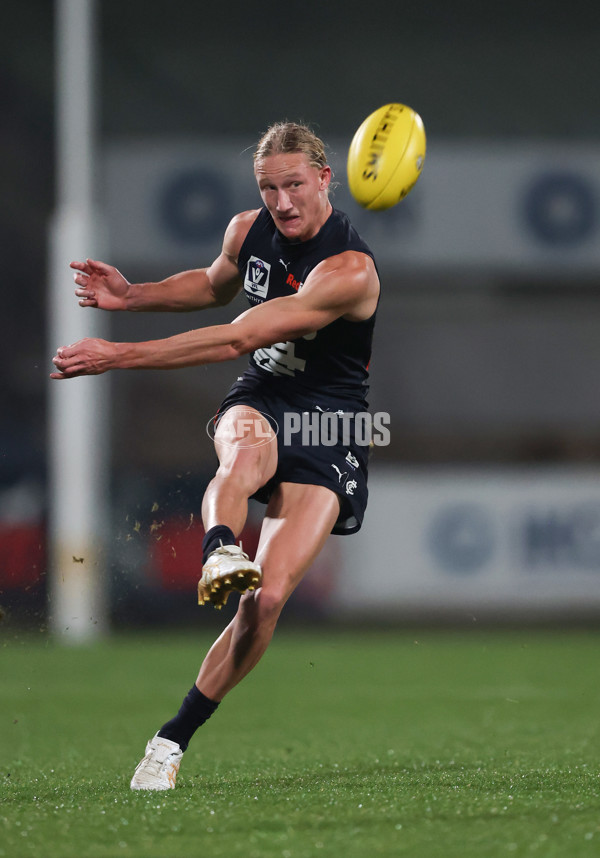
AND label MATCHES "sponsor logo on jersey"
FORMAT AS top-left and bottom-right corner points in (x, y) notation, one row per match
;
(286, 272), (303, 292)
(244, 256), (271, 299)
